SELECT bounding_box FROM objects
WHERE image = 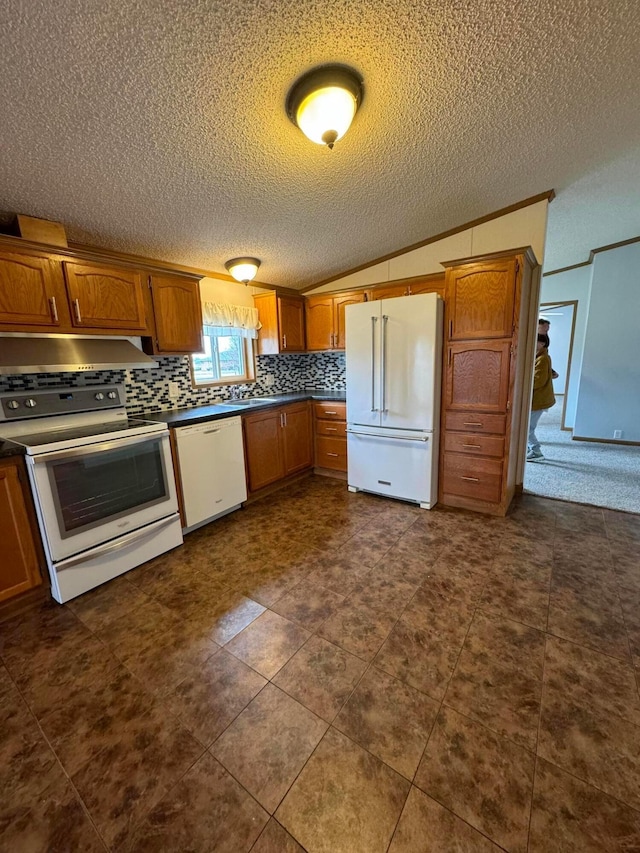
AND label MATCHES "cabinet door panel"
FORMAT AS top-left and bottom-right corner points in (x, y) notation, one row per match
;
(408, 277), (445, 298)
(305, 297), (334, 350)
(0, 252), (61, 327)
(367, 283), (407, 301)
(64, 262), (148, 330)
(333, 291), (365, 349)
(0, 461), (42, 602)
(278, 297), (306, 351)
(151, 276), (203, 353)
(282, 403), (313, 475)
(243, 410), (284, 491)
(448, 259), (516, 340)
(445, 341), (511, 413)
